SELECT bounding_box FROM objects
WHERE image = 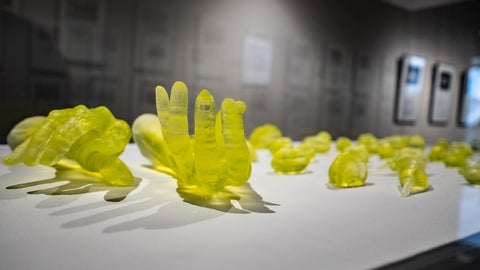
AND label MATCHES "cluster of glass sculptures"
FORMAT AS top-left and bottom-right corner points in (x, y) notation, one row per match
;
(2, 81), (479, 200)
